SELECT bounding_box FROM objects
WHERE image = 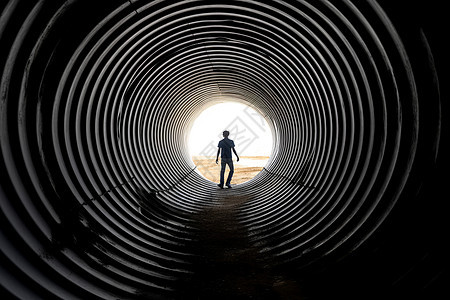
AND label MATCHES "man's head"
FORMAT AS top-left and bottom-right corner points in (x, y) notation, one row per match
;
(223, 130), (230, 138)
